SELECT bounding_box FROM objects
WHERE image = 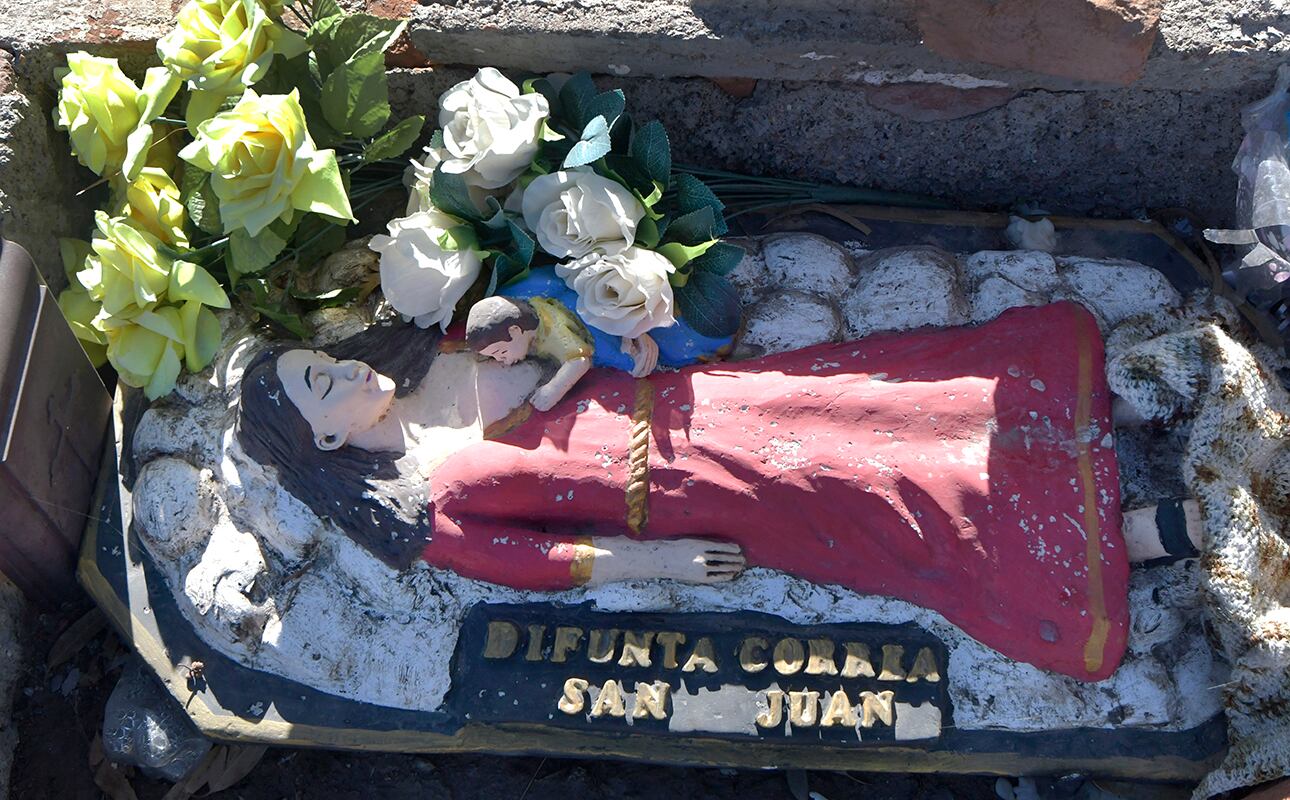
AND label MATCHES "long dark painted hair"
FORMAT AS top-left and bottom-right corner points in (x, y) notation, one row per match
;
(237, 319), (442, 568)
